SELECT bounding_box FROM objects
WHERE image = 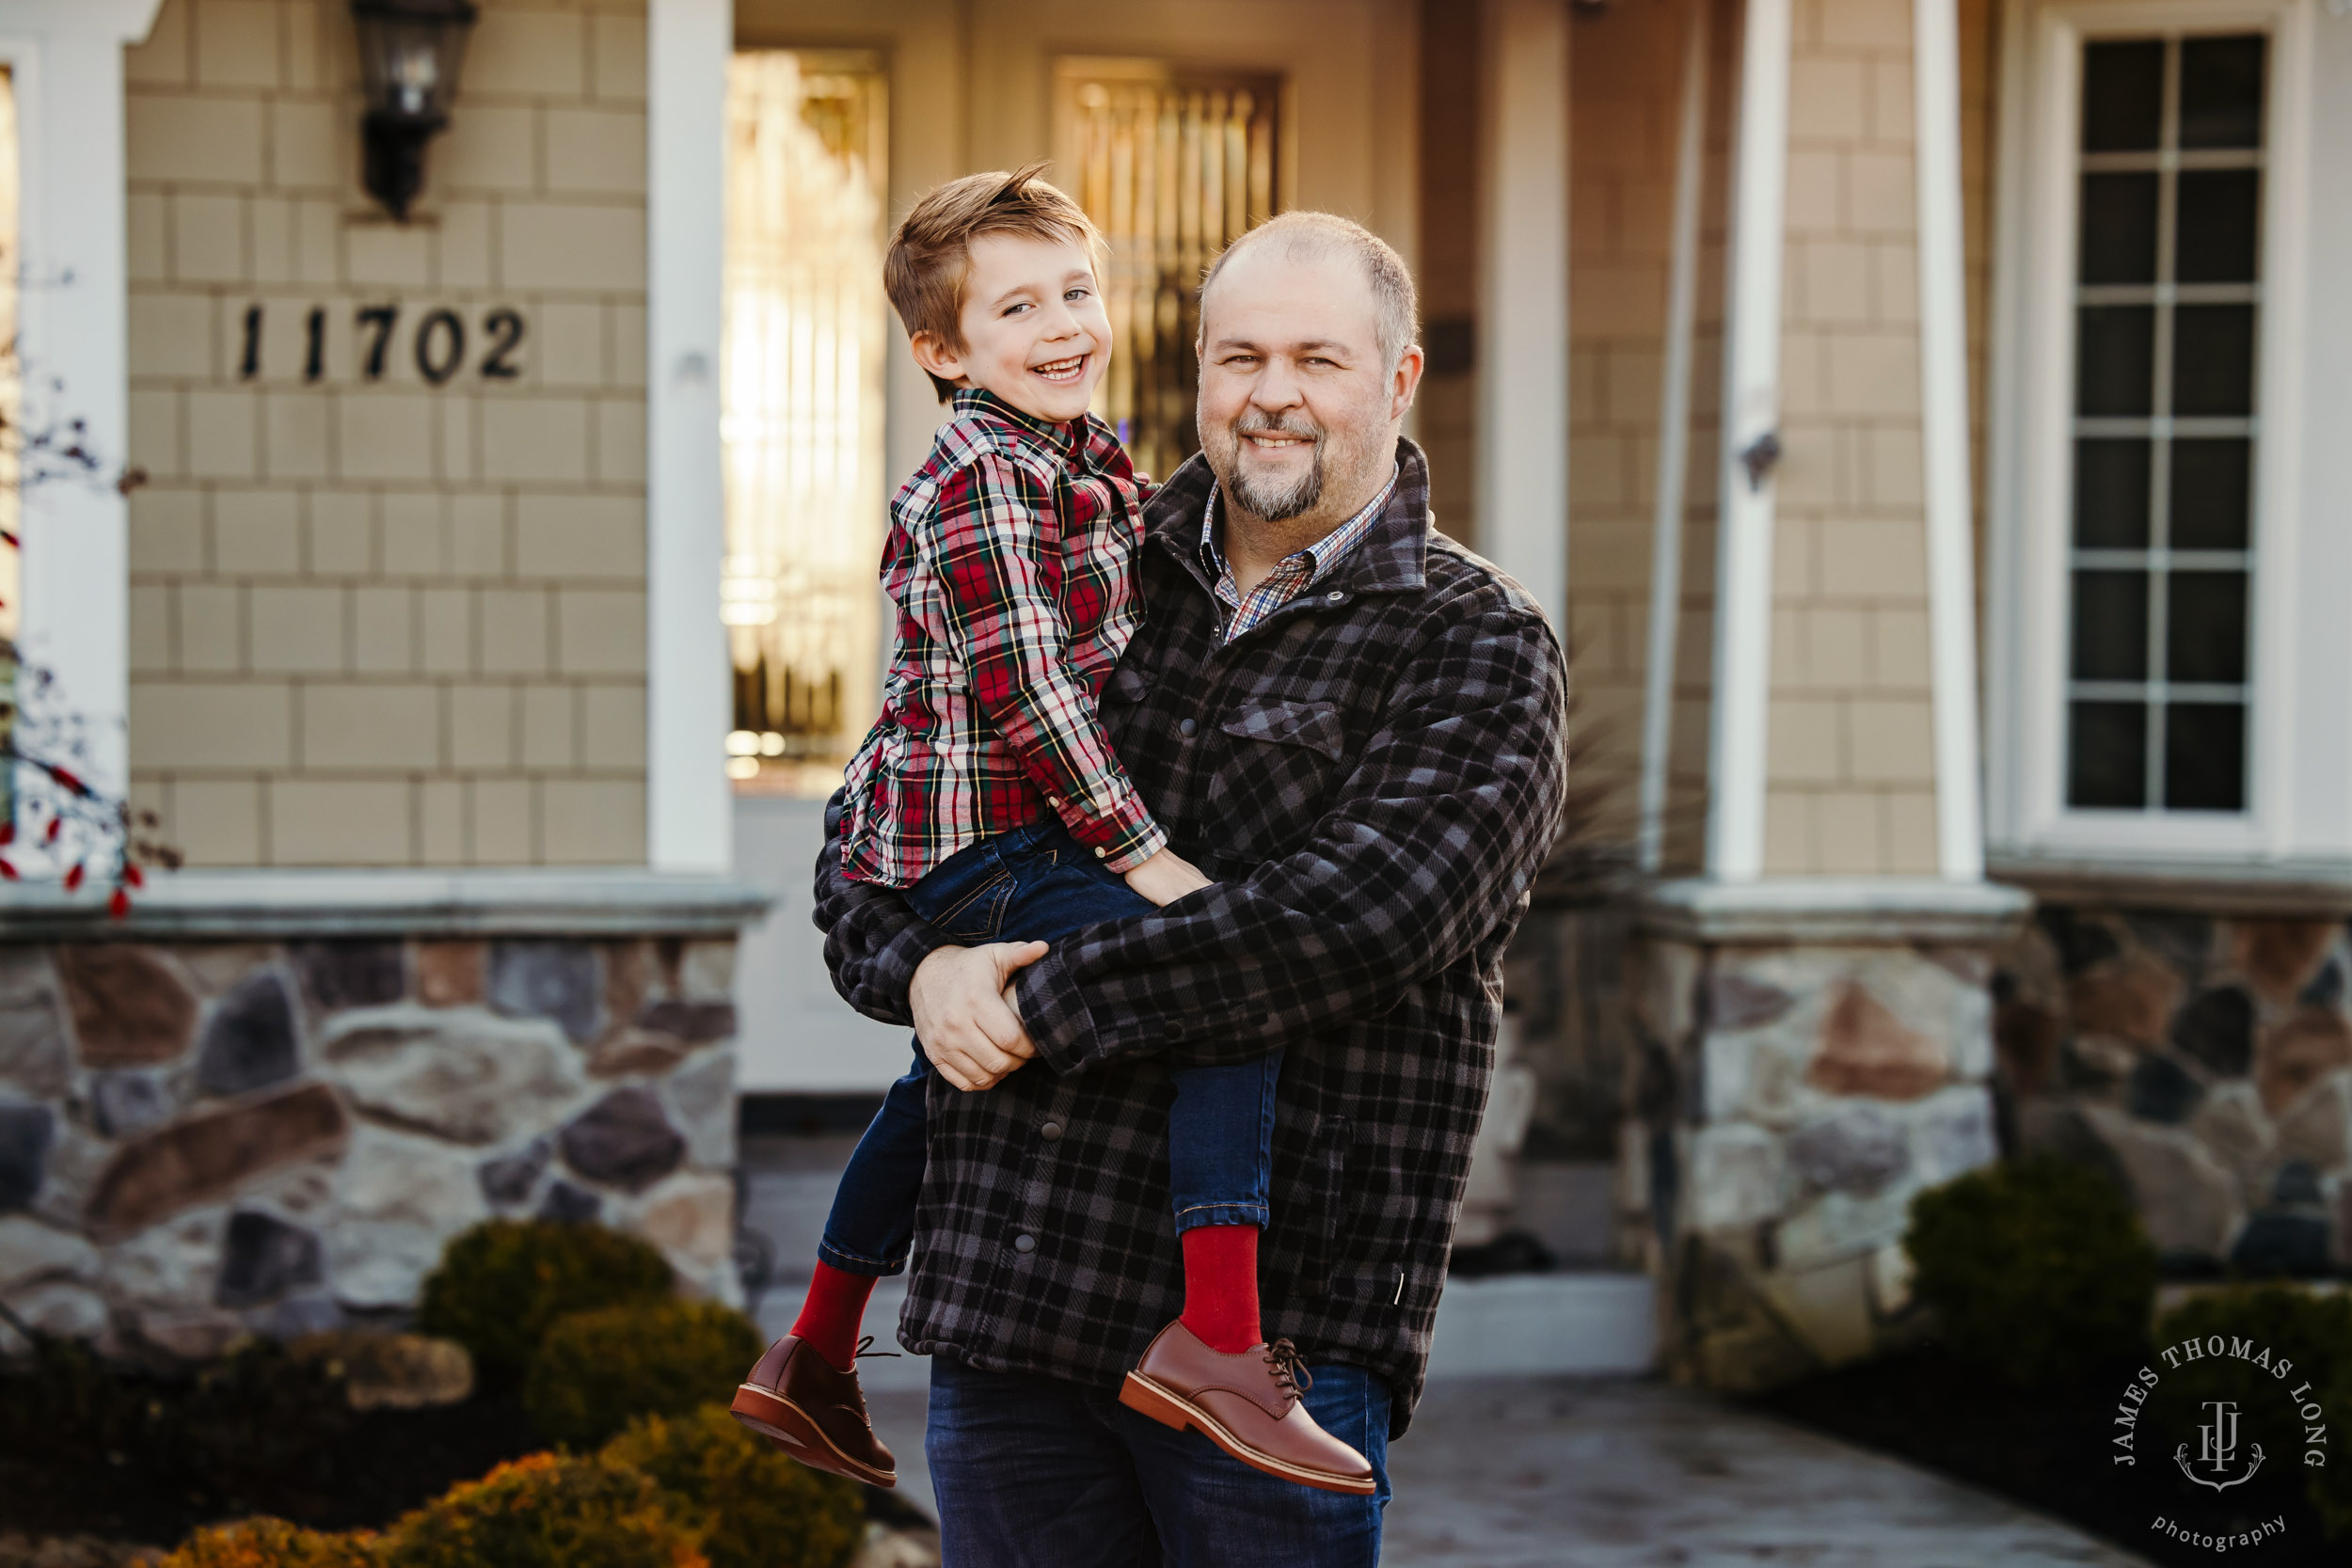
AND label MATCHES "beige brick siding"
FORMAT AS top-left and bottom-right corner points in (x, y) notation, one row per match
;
(123, 0), (648, 868)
